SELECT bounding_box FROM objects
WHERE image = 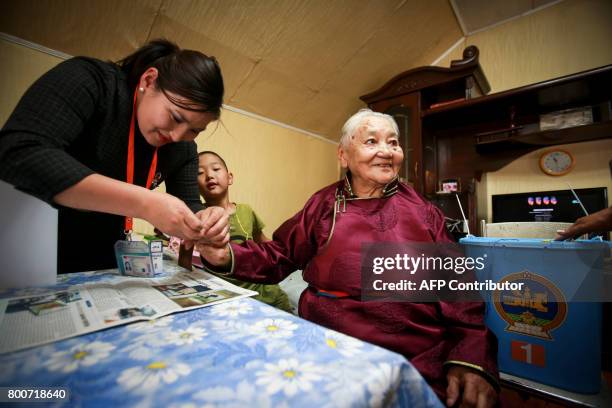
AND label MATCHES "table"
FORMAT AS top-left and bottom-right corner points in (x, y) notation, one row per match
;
(0, 270), (442, 407)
